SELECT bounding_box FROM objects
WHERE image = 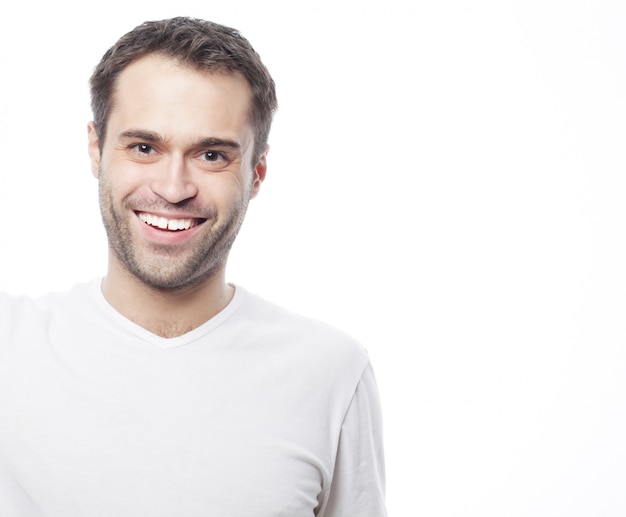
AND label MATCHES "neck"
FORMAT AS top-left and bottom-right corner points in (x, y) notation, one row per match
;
(101, 257), (234, 339)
